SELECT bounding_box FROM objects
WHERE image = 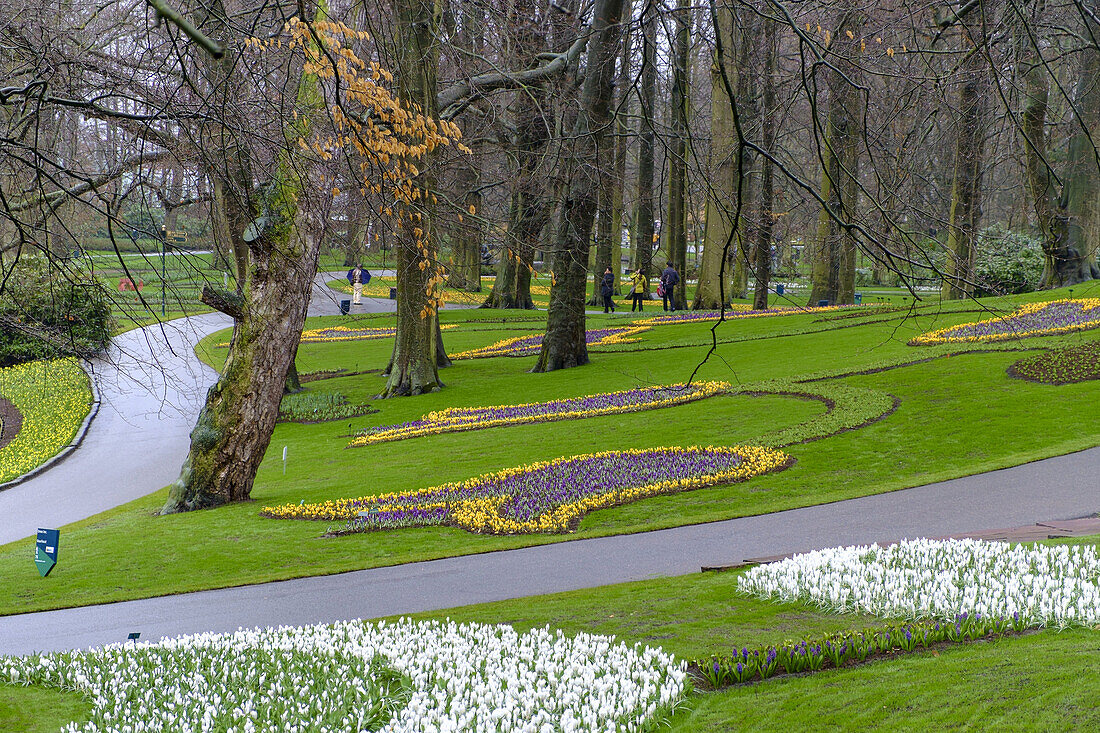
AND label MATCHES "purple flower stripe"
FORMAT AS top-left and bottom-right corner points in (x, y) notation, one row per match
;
(502, 327), (640, 357)
(941, 301), (1100, 340)
(348, 447), (743, 528)
(361, 384), (703, 436)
